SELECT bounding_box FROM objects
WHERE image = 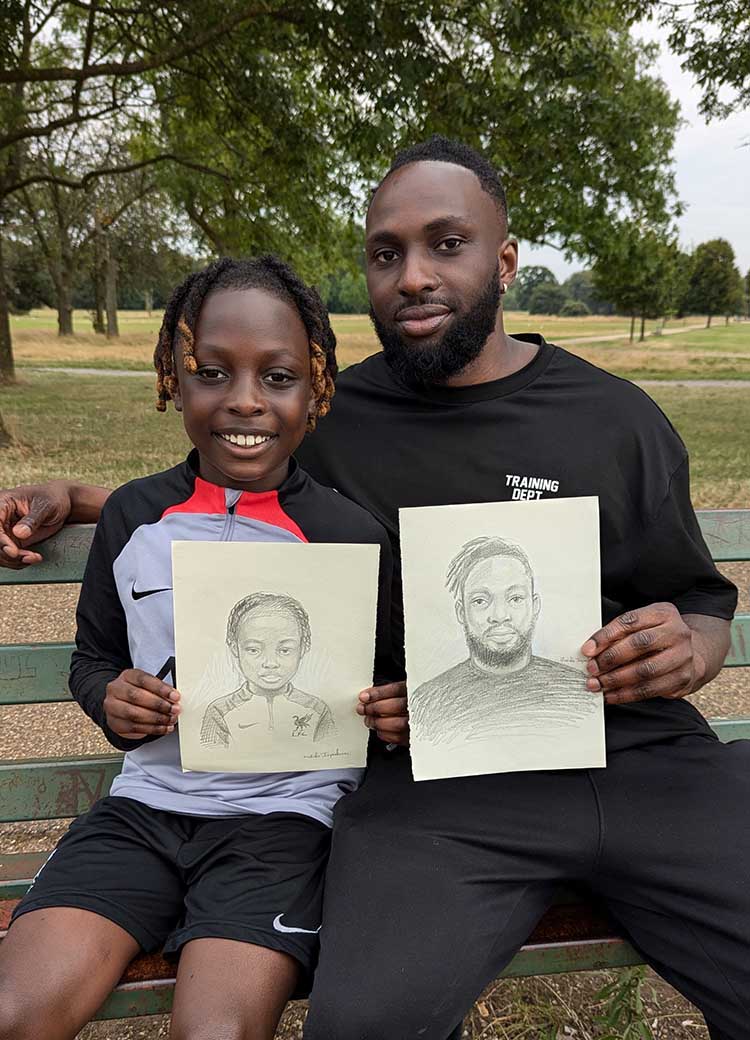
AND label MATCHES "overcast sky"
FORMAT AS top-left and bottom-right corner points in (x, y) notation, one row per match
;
(518, 18), (749, 282)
